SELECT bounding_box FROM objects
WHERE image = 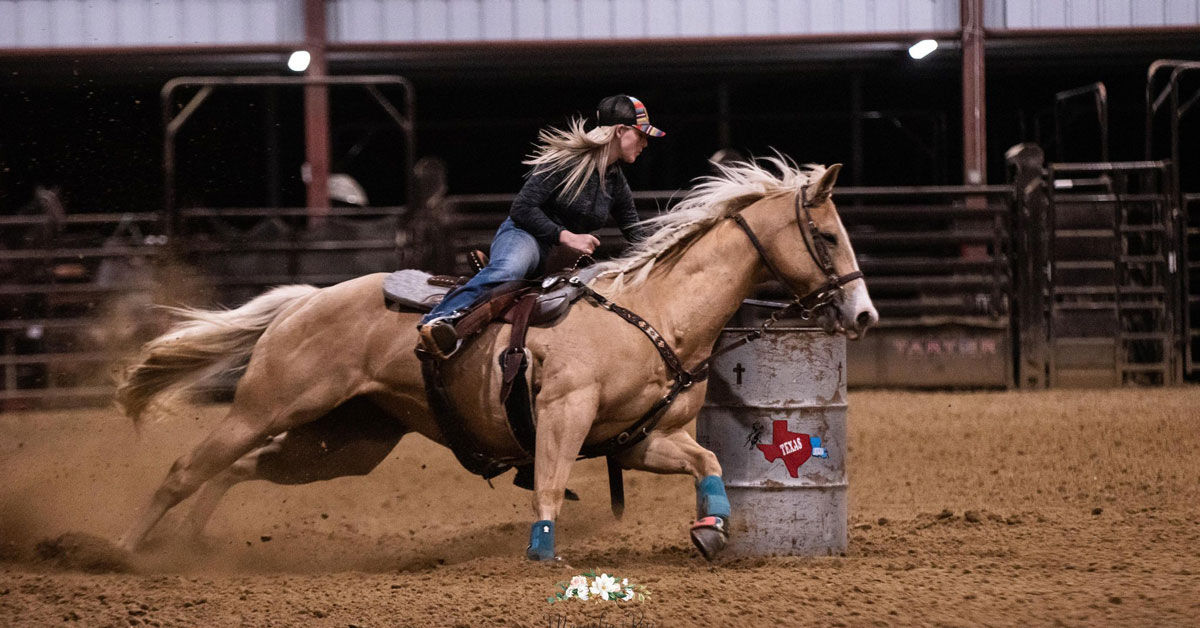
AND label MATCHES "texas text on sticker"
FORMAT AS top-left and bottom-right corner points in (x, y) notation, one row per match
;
(755, 419), (828, 478)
